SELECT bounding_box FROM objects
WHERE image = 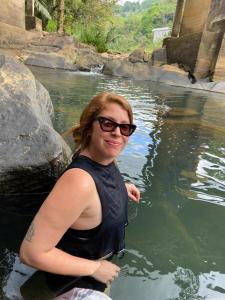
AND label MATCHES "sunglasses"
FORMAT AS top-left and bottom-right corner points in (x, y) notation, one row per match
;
(96, 116), (136, 136)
